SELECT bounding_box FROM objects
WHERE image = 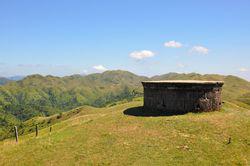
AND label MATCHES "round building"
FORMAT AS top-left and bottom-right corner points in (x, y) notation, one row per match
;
(142, 80), (224, 114)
